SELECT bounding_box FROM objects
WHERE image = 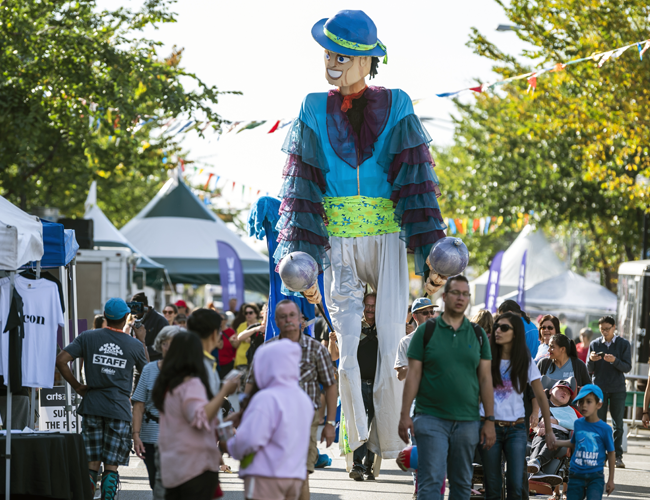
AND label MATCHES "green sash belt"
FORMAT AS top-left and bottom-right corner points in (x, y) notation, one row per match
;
(323, 196), (400, 238)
